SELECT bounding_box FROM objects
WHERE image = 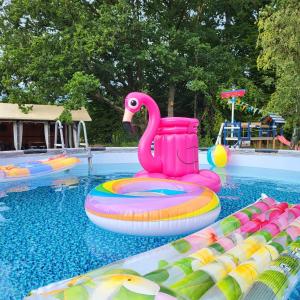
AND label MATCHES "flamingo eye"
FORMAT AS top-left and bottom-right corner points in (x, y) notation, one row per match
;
(128, 98), (139, 109)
